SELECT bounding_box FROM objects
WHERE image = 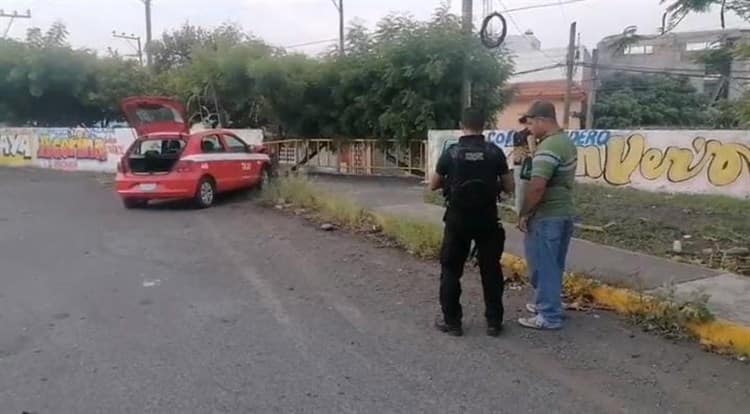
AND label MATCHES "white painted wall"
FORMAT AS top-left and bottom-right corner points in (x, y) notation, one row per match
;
(428, 129), (750, 199)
